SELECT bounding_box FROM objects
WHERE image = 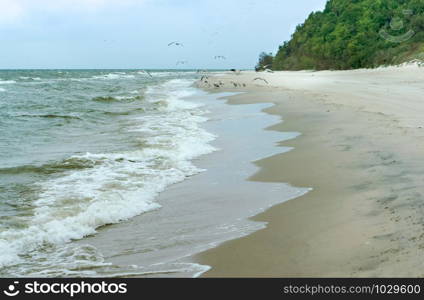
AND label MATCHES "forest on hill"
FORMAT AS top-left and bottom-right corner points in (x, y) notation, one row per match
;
(257, 0), (424, 70)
